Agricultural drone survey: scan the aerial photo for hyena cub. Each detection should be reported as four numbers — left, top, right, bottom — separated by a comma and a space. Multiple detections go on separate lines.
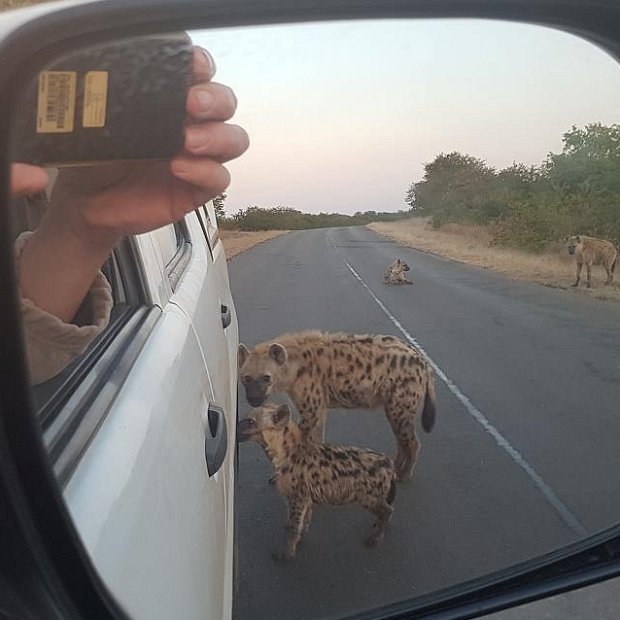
238, 331, 436, 481
566, 235, 618, 287
237, 403, 397, 559
384, 258, 412, 285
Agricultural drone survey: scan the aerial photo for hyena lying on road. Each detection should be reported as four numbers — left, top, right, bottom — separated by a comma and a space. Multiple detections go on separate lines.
238, 331, 436, 481
566, 235, 618, 288
237, 403, 397, 559
384, 258, 413, 285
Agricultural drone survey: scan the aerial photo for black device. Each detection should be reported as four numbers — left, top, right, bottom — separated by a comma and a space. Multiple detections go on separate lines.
13, 32, 193, 166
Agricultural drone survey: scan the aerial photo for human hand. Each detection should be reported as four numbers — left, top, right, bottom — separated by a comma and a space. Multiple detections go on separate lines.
42, 46, 249, 252
10, 163, 48, 197
17, 45, 248, 324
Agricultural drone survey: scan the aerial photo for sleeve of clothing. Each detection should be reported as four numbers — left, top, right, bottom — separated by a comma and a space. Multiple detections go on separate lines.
15, 231, 113, 385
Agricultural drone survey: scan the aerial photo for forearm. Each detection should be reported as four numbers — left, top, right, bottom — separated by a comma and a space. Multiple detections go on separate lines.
17, 215, 116, 324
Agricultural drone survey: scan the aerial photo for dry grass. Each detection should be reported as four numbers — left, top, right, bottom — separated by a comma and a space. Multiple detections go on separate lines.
368, 218, 620, 303
220, 229, 287, 260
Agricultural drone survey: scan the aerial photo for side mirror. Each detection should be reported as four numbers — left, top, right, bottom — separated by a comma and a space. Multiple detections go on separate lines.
1, 2, 620, 620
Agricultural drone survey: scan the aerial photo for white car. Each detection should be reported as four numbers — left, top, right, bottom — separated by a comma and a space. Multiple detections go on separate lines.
24, 201, 238, 619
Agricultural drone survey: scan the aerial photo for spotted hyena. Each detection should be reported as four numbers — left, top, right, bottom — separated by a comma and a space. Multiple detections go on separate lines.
566, 235, 618, 288
238, 403, 397, 558
384, 258, 412, 285
238, 331, 436, 481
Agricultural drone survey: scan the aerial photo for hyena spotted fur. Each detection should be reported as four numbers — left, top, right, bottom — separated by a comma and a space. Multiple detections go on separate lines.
238, 331, 436, 481
566, 235, 618, 288
237, 403, 397, 559
384, 258, 412, 285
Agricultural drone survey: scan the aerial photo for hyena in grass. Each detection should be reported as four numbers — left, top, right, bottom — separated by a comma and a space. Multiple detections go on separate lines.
237, 403, 397, 559
384, 258, 412, 285
566, 235, 618, 288
238, 331, 436, 481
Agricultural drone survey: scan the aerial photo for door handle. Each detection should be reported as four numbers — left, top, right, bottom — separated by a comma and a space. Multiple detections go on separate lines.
221, 304, 231, 329
205, 404, 228, 476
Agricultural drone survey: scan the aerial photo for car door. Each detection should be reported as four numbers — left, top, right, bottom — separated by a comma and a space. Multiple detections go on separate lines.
61, 225, 232, 620
185, 205, 238, 416
173, 208, 239, 544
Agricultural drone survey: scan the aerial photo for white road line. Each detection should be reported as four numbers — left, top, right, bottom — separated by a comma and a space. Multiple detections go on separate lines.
331, 237, 588, 537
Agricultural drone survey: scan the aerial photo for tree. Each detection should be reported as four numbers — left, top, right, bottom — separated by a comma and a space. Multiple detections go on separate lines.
212, 193, 227, 221
405, 125, 620, 249
412, 152, 497, 226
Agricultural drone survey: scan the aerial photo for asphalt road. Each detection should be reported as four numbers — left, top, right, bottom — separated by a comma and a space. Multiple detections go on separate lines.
229, 226, 620, 620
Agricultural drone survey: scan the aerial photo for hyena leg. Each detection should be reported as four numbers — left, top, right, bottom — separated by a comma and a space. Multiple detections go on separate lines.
572, 261, 582, 287
396, 416, 420, 481
605, 264, 613, 285
299, 405, 327, 443
287, 502, 313, 541
274, 497, 312, 560
360, 498, 393, 547
386, 396, 421, 481
300, 504, 313, 538
385, 412, 406, 472
586, 263, 592, 288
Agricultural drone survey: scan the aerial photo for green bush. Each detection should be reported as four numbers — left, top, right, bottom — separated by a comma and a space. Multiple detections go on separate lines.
407, 124, 620, 250
230, 206, 409, 231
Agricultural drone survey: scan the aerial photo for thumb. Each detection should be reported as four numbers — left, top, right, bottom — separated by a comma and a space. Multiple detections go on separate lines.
11, 163, 49, 197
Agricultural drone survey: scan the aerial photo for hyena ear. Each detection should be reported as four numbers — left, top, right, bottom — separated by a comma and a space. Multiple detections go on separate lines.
272, 404, 291, 427
238, 343, 250, 368
269, 343, 287, 366
396, 258, 402, 265
575, 235, 581, 243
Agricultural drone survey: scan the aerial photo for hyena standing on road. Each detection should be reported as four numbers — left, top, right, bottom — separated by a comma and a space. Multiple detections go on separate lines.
238, 331, 436, 481
237, 403, 397, 558
384, 258, 413, 285
566, 235, 618, 288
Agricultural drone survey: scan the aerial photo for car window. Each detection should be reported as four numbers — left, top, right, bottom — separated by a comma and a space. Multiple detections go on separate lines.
151, 223, 182, 267
195, 203, 220, 254
202, 204, 220, 248
13, 193, 160, 475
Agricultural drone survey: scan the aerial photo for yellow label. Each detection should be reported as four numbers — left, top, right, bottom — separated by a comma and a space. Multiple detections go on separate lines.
36, 71, 77, 133
82, 71, 108, 128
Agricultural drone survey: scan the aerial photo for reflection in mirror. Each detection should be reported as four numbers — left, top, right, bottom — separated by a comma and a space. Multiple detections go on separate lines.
8, 18, 620, 620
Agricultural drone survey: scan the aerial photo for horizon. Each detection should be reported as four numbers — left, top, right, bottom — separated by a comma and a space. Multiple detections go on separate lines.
191, 19, 620, 216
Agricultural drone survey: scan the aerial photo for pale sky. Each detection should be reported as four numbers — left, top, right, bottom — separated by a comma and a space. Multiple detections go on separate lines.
191, 19, 620, 216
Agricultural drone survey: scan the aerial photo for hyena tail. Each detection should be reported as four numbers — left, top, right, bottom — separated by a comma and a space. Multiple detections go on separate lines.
421, 370, 436, 433
387, 477, 397, 505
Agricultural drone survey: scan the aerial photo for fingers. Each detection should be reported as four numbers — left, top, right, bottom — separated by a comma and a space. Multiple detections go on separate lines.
187, 82, 238, 122
10, 164, 49, 197
171, 155, 231, 196
192, 46, 216, 84
185, 122, 249, 161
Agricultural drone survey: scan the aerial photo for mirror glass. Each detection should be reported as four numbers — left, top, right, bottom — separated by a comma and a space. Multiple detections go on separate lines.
8, 18, 620, 620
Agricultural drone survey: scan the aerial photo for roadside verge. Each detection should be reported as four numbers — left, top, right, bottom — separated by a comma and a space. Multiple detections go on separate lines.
368, 219, 620, 303
220, 230, 288, 260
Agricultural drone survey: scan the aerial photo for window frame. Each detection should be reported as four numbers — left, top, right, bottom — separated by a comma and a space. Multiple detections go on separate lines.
31, 236, 160, 486
194, 207, 214, 258
165, 219, 193, 291
195, 203, 220, 255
